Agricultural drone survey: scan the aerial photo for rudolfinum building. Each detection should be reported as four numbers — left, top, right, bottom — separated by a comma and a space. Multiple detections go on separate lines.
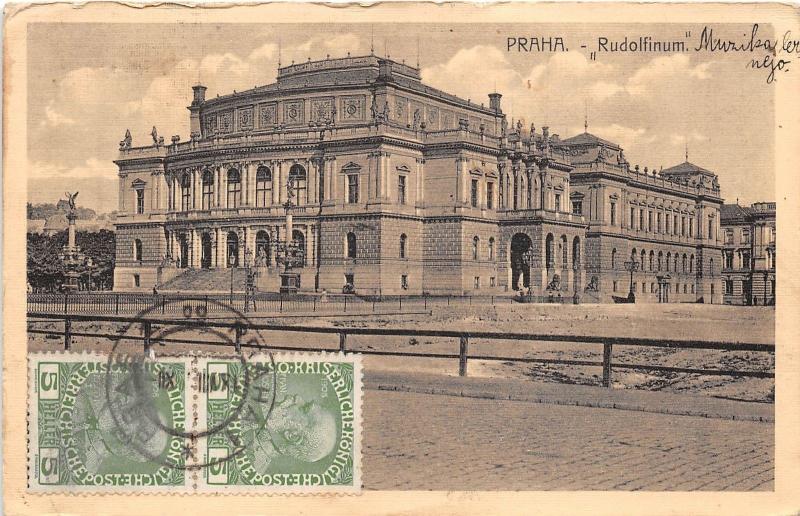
113, 54, 725, 302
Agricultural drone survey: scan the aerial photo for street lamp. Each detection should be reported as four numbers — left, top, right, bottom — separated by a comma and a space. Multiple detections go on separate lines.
522, 247, 535, 301
623, 259, 640, 302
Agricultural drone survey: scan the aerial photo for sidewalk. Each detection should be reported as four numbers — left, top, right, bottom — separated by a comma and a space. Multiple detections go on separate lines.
364, 369, 774, 422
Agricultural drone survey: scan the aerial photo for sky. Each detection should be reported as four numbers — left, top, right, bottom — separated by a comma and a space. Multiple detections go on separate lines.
27, 23, 775, 213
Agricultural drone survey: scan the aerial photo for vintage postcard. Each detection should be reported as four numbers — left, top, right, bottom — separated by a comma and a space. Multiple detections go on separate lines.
4, 1, 800, 514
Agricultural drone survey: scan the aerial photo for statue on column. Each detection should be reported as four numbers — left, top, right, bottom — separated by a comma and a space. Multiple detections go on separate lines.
65, 191, 79, 214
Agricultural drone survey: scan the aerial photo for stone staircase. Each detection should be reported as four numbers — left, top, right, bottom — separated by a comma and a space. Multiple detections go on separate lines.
160, 268, 247, 293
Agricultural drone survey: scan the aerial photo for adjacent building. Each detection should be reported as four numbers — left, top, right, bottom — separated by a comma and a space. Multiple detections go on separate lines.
720, 202, 776, 305
113, 54, 726, 302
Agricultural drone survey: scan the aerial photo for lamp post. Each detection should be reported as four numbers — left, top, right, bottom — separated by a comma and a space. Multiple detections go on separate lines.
624, 259, 639, 303
522, 247, 535, 302
278, 176, 302, 294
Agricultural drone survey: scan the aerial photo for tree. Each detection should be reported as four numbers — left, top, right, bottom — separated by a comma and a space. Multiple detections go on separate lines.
27, 230, 115, 291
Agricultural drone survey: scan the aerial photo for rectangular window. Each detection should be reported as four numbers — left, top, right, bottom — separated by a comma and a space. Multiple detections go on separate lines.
554, 193, 562, 212
474, 276, 481, 289
136, 189, 145, 214
741, 229, 750, 244
572, 200, 583, 216
648, 211, 653, 232
724, 250, 734, 269
689, 219, 694, 237
639, 209, 644, 231
642, 282, 646, 293
657, 212, 662, 233
610, 202, 617, 226
133, 274, 140, 288
471, 179, 479, 208
397, 175, 407, 205
401, 274, 409, 290
742, 250, 751, 269
708, 218, 714, 240
630, 207, 635, 229
490, 276, 496, 287
725, 280, 733, 295
725, 229, 734, 244
674, 216, 679, 235
486, 182, 494, 210
613, 280, 618, 292
681, 217, 686, 236
348, 174, 359, 204
666, 214, 671, 234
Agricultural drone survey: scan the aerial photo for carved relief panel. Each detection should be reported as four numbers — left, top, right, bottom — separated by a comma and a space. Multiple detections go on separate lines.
426, 106, 439, 130
340, 95, 365, 121
310, 97, 335, 124
238, 106, 254, 131
395, 97, 408, 123
219, 111, 233, 133
258, 103, 277, 128
283, 99, 305, 125
203, 114, 218, 136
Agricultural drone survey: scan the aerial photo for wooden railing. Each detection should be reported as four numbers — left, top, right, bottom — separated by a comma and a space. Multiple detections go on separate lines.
27, 312, 774, 388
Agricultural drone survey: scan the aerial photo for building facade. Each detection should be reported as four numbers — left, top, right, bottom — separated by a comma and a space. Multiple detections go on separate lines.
720, 202, 776, 305
114, 55, 724, 302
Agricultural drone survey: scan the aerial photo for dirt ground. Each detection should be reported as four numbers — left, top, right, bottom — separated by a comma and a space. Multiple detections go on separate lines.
28, 303, 775, 402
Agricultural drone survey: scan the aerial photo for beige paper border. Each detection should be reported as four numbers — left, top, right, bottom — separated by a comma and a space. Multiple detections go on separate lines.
4, 2, 799, 514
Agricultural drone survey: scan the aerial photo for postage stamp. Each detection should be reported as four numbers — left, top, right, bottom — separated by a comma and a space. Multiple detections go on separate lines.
197, 354, 362, 493
29, 353, 190, 492
28, 352, 362, 493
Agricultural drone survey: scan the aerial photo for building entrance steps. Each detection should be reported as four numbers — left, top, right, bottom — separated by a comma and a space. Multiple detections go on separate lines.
160, 267, 248, 293
364, 369, 774, 422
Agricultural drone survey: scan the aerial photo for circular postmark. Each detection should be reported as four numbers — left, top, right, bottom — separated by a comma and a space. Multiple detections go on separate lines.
102, 298, 276, 471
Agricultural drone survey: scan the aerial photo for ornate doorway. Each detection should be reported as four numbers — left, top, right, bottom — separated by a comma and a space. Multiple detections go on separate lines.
510, 233, 533, 290
201, 233, 213, 269
178, 234, 189, 268
226, 231, 239, 268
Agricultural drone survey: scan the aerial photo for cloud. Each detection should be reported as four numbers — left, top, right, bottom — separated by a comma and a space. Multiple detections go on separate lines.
626, 54, 712, 95
669, 131, 709, 146
29, 158, 115, 180
42, 101, 76, 127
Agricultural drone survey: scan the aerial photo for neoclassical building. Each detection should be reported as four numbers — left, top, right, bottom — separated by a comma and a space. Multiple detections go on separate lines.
720, 202, 776, 305
114, 54, 724, 302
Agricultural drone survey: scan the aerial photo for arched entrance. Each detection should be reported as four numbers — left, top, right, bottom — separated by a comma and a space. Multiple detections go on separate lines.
178, 234, 189, 268
255, 230, 270, 266
510, 233, 533, 290
292, 229, 306, 267
201, 233, 213, 269
226, 231, 239, 268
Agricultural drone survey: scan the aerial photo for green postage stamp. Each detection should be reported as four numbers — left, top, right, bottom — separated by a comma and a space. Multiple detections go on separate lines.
28, 353, 362, 493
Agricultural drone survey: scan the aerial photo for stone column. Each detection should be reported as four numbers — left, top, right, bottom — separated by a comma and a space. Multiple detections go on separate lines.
215, 167, 221, 207
383, 153, 392, 200
221, 167, 228, 209
279, 162, 288, 204
416, 157, 424, 207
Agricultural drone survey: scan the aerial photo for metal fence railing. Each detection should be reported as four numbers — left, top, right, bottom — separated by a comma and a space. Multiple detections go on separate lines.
27, 312, 775, 388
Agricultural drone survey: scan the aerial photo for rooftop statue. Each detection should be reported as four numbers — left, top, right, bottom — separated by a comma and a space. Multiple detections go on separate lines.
119, 129, 132, 150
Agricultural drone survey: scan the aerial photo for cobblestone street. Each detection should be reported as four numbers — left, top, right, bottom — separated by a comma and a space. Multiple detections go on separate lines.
363, 390, 774, 491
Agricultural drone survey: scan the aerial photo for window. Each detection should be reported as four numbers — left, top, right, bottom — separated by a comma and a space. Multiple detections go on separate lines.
689, 254, 694, 273
657, 212, 662, 233
642, 282, 646, 293
572, 237, 580, 270
683, 284, 687, 294
610, 202, 617, 225
724, 250, 734, 269
255, 166, 271, 207
136, 189, 145, 214
725, 280, 733, 295
398, 175, 407, 205
613, 280, 618, 292
639, 209, 644, 231
346, 232, 357, 259
471, 179, 479, 208
561, 236, 568, 269
488, 237, 495, 261
673, 254, 678, 272
632, 282, 637, 293
648, 211, 653, 232
401, 274, 409, 290
741, 229, 750, 244
572, 200, 583, 216
691, 284, 695, 294
202, 170, 215, 209
399, 233, 407, 259
546, 234, 554, 269
474, 276, 481, 289
472, 236, 480, 260
555, 193, 562, 213
226, 168, 241, 208
611, 248, 617, 269
649, 250, 654, 271
640, 250, 646, 271
134, 239, 143, 261
674, 216, 679, 235
657, 251, 663, 271
490, 276, 496, 287
666, 214, 671, 234
666, 252, 671, 272
289, 164, 307, 203
651, 283, 656, 293
181, 173, 191, 211
708, 217, 714, 240
347, 174, 359, 204
486, 182, 494, 210
630, 207, 635, 229
689, 219, 694, 237
742, 250, 751, 269
682, 254, 687, 273
133, 274, 140, 288
681, 217, 686, 236
725, 229, 734, 244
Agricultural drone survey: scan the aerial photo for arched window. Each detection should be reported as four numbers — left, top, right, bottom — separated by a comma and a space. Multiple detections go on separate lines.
289, 164, 307, 203
657, 251, 663, 271
690, 254, 694, 273
673, 253, 678, 272
181, 173, 191, 211
255, 166, 272, 207
649, 250, 655, 271
561, 235, 569, 269
682, 254, 687, 273
666, 252, 671, 272
572, 237, 580, 270
709, 258, 714, 275
488, 237, 495, 261
346, 232, 357, 259
134, 239, 143, 261
399, 233, 407, 259
226, 168, 241, 208
472, 236, 480, 261
546, 234, 555, 269
202, 170, 214, 210
611, 248, 617, 269
640, 250, 646, 271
